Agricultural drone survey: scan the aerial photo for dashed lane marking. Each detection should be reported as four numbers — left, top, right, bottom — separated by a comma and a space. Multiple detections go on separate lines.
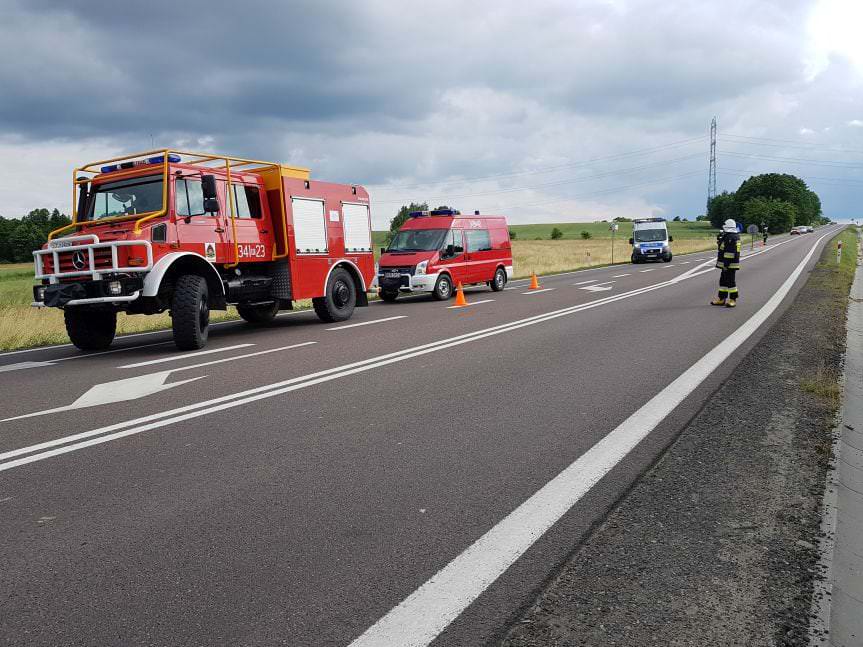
326, 316, 407, 331
522, 288, 555, 295
119, 344, 254, 369
447, 299, 495, 309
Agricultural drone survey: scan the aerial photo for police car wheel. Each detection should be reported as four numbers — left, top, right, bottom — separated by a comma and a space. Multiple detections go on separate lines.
432, 274, 453, 300
663, 253, 673, 262
490, 268, 506, 292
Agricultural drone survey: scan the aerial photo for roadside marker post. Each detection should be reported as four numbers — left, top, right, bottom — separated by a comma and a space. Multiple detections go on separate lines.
838, 240, 843, 264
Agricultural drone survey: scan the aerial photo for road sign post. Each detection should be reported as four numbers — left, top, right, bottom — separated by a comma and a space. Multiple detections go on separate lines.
610, 222, 619, 264
747, 223, 759, 250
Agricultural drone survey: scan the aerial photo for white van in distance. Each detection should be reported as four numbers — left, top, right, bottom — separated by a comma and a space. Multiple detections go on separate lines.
629, 217, 673, 263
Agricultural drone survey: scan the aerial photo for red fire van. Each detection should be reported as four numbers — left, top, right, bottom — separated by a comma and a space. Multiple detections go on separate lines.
377, 209, 513, 301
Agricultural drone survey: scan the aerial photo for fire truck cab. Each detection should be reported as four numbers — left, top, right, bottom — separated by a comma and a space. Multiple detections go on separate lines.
32, 150, 376, 351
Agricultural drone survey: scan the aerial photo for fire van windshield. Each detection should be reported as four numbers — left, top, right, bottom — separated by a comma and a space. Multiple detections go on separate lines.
387, 229, 448, 252
85, 174, 164, 221
633, 229, 666, 243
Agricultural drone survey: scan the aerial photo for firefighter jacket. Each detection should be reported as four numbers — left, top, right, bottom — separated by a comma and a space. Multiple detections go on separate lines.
716, 232, 741, 270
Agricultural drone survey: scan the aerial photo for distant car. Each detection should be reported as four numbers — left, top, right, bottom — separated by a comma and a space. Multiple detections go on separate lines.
790, 226, 806, 235
806, 226, 815, 233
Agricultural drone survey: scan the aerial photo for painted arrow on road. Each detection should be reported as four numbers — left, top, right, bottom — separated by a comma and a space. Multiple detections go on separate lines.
579, 281, 615, 292
1, 371, 205, 422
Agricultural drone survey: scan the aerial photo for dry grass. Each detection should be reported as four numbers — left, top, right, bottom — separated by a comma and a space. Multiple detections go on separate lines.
511, 238, 714, 278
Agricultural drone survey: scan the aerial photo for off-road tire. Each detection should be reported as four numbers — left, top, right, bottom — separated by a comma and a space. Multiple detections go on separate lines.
313, 268, 356, 323
432, 274, 453, 300
237, 301, 279, 324
172, 274, 210, 350
490, 267, 507, 292
64, 308, 117, 351
380, 290, 399, 303
663, 253, 673, 263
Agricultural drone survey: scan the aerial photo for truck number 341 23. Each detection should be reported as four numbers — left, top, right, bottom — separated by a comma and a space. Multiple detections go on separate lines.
238, 244, 267, 259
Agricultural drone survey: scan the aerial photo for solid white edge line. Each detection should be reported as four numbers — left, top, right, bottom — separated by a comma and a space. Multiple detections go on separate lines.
326, 316, 407, 331
345, 227, 838, 647
0, 227, 838, 469
118, 343, 254, 369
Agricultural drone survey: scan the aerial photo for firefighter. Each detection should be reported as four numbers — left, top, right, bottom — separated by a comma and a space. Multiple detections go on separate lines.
711, 219, 741, 308
762, 224, 769, 246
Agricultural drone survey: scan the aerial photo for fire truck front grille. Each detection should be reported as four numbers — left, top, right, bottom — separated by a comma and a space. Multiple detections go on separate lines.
42, 248, 116, 275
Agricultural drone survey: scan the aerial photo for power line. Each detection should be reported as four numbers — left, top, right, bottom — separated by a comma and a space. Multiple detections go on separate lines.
718, 167, 863, 187
719, 134, 863, 155
369, 135, 706, 192
372, 152, 705, 205
718, 150, 863, 168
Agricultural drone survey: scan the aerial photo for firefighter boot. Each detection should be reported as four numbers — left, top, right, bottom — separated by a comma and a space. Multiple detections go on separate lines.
710, 297, 726, 306
725, 298, 737, 308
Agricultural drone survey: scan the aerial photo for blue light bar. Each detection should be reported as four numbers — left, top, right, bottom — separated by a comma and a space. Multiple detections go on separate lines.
430, 209, 460, 216
99, 154, 181, 174
409, 210, 430, 217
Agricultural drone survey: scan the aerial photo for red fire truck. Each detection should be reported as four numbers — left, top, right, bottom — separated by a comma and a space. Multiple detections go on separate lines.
32, 150, 376, 351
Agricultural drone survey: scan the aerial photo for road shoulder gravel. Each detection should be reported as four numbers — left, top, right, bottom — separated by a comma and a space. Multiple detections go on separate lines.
500, 230, 855, 647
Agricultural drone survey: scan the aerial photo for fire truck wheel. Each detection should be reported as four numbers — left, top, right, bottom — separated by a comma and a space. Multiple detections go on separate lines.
64, 308, 116, 351
237, 301, 279, 324
380, 290, 399, 303
172, 274, 210, 350
313, 267, 356, 323
432, 274, 453, 300
490, 267, 507, 292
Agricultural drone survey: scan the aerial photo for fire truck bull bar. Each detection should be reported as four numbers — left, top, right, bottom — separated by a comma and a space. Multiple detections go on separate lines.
32, 234, 153, 307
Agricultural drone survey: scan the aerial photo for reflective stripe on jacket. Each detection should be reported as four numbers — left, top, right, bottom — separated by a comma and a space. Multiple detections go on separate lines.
715, 232, 741, 270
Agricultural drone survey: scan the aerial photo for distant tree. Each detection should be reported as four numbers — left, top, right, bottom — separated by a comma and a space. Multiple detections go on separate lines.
9, 221, 43, 262
613, 216, 631, 222
550, 227, 564, 240
741, 197, 797, 234
508, 228, 517, 240
707, 191, 739, 229
734, 173, 821, 226
387, 202, 429, 244
672, 216, 681, 222
579, 230, 592, 240
695, 214, 708, 221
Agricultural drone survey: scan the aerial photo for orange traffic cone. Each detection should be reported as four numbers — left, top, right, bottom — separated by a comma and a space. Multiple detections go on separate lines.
453, 282, 468, 307
529, 272, 541, 289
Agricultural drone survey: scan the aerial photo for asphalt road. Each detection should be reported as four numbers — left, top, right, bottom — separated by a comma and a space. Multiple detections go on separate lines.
0, 228, 842, 647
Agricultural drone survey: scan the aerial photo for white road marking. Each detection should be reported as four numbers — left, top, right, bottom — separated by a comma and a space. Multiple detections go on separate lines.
678, 261, 691, 265
579, 282, 615, 292
118, 344, 254, 369
573, 280, 598, 285
447, 299, 494, 309
3, 372, 205, 421
345, 228, 837, 647
0, 227, 840, 470
639, 269, 654, 272
326, 316, 406, 331
663, 264, 676, 267
522, 288, 554, 295
3, 342, 318, 422
0, 342, 174, 373
611, 273, 631, 278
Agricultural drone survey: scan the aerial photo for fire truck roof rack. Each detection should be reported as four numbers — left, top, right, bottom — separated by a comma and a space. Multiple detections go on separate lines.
52, 149, 312, 266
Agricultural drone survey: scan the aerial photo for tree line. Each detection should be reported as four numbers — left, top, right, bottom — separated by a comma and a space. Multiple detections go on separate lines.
707, 173, 827, 233
0, 209, 72, 263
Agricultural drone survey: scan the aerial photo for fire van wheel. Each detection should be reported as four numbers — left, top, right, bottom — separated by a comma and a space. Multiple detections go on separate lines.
663, 253, 673, 263
432, 274, 453, 301
64, 308, 116, 351
380, 290, 399, 303
172, 274, 210, 350
313, 268, 356, 323
237, 301, 280, 324
490, 267, 507, 292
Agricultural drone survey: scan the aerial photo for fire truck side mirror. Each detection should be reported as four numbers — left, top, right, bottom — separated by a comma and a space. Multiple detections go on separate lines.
201, 174, 220, 214
628, 238, 634, 245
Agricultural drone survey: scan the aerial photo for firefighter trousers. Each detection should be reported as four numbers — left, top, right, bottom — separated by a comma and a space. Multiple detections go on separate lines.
718, 269, 738, 299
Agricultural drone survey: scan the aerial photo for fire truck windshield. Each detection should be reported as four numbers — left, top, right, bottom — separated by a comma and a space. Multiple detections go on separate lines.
85, 174, 164, 221
388, 229, 448, 252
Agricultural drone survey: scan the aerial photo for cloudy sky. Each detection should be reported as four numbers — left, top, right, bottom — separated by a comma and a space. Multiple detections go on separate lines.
1, 0, 861, 227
